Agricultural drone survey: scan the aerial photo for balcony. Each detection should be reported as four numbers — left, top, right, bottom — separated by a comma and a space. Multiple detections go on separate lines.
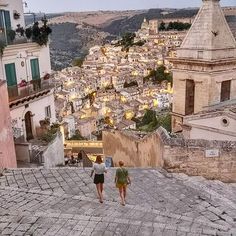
0, 30, 28, 47
0, 1, 8, 6
8, 78, 54, 106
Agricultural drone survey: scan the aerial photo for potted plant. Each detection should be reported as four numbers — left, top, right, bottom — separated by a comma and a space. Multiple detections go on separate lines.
25, 27, 32, 40
0, 40, 6, 56
39, 118, 50, 128
19, 79, 27, 87
16, 24, 24, 37
32, 18, 52, 46
13, 12, 20, 20
7, 30, 16, 43
44, 73, 50, 80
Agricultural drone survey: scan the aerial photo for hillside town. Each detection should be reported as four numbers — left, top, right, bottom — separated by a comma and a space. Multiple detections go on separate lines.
0, 0, 236, 235
52, 18, 183, 139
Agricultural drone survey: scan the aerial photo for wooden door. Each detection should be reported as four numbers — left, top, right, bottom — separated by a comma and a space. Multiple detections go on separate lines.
221, 80, 231, 102
185, 80, 195, 115
25, 112, 33, 141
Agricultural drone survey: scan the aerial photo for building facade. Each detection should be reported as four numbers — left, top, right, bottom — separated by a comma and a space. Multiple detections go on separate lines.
0, 0, 56, 142
0, 80, 17, 168
171, 0, 236, 132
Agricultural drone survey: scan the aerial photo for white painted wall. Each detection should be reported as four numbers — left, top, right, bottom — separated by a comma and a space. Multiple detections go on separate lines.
0, 0, 25, 29
189, 115, 236, 134
43, 132, 64, 168
190, 127, 236, 141
1, 44, 51, 85
63, 115, 76, 138
10, 92, 56, 140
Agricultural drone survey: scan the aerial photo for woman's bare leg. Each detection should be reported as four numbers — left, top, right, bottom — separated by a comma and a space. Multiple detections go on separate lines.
119, 187, 125, 205
100, 184, 104, 202
123, 186, 127, 203
96, 184, 102, 202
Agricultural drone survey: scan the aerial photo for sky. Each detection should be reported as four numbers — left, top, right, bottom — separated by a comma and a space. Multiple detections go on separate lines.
25, 0, 235, 13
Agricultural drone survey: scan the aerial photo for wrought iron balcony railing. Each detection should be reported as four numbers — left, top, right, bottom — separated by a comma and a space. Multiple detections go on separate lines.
0, 30, 28, 48
8, 78, 54, 103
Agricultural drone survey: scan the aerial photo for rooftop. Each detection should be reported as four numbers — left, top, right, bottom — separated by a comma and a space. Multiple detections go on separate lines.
0, 168, 236, 235
178, 0, 236, 60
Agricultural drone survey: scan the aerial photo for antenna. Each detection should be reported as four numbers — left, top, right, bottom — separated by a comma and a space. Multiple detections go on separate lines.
23, 1, 28, 8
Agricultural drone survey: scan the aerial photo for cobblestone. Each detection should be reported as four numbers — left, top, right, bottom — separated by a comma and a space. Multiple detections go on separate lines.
0, 168, 236, 235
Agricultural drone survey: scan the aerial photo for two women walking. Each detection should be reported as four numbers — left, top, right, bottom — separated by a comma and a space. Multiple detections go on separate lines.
91, 156, 131, 206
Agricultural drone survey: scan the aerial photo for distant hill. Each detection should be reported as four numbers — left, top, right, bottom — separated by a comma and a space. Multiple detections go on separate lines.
49, 23, 109, 70
24, 13, 63, 26
102, 8, 199, 35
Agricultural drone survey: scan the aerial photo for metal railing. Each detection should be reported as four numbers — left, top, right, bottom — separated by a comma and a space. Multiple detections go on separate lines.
0, 31, 28, 47
8, 78, 54, 103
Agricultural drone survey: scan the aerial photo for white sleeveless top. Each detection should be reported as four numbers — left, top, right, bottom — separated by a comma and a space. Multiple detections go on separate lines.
93, 163, 107, 175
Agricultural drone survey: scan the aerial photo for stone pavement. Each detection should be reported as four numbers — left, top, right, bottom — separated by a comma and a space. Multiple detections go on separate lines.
0, 167, 236, 236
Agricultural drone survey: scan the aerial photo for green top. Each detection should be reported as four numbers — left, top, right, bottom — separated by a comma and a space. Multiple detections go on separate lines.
116, 168, 129, 185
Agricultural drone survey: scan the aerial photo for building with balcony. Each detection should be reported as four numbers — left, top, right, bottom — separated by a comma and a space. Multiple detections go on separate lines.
0, 1, 56, 160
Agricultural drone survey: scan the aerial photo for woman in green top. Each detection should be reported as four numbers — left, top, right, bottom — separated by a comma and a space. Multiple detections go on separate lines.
115, 161, 131, 206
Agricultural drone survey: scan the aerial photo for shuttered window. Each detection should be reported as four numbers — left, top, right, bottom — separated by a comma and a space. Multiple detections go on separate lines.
221, 80, 231, 102
0, 10, 11, 44
185, 80, 195, 115
0, 11, 4, 29
3, 11, 11, 29
5, 63, 17, 87
30, 58, 40, 80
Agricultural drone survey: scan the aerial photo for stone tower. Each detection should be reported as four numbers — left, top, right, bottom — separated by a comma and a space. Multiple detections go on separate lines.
171, 0, 236, 132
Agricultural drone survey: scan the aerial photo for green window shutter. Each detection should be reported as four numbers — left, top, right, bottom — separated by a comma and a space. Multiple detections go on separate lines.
5, 63, 17, 87
3, 11, 11, 29
30, 58, 40, 80
0, 11, 4, 29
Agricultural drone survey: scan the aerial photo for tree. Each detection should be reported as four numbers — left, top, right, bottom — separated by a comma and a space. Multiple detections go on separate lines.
167, 22, 174, 31
69, 130, 86, 140
148, 65, 173, 84
73, 58, 84, 67
159, 22, 166, 31
115, 32, 145, 50
142, 110, 157, 126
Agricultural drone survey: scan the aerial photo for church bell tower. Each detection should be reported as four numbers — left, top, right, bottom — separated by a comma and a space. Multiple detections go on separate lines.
171, 0, 236, 132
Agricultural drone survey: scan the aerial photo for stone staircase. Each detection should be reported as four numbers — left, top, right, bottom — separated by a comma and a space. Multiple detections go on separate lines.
0, 168, 236, 235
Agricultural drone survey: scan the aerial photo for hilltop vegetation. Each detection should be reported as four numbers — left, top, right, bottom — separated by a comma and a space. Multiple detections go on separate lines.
102, 8, 198, 35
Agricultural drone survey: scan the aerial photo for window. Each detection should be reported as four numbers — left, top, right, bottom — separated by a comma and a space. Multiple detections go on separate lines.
220, 80, 231, 102
30, 58, 40, 80
0, 10, 11, 44
45, 106, 51, 118
5, 63, 17, 86
221, 117, 229, 127
185, 80, 195, 115
197, 51, 203, 59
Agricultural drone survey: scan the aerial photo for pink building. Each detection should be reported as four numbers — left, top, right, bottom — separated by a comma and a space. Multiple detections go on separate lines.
0, 80, 17, 168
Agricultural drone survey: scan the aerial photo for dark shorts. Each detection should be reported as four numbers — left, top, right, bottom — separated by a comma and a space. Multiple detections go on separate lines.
94, 174, 104, 184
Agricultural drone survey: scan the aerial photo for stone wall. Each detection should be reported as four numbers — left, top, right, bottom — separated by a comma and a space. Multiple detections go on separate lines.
103, 130, 164, 168
15, 143, 31, 163
162, 132, 236, 183
43, 132, 65, 168
103, 128, 236, 182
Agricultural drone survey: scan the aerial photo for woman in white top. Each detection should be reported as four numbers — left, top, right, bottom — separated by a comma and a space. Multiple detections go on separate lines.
90, 155, 107, 203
